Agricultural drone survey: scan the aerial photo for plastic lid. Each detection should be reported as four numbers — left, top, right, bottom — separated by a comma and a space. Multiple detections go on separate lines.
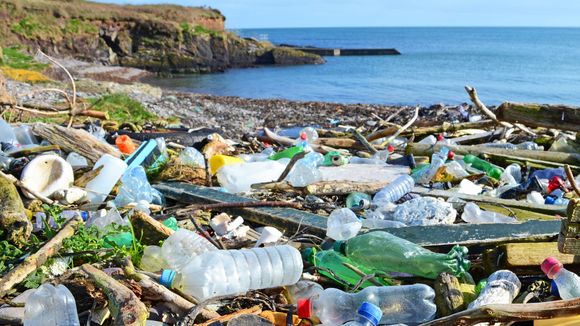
541, 257, 563, 279
544, 196, 556, 205
160, 269, 176, 288
448, 151, 455, 160
333, 240, 345, 253
357, 302, 383, 326
297, 298, 312, 318
387, 145, 395, 153
300, 132, 308, 140
437, 134, 444, 141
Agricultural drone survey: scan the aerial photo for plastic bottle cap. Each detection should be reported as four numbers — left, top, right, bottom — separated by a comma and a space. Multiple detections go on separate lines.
544, 196, 556, 205
115, 135, 136, 154
300, 132, 308, 140
297, 298, 312, 318
448, 151, 455, 160
541, 257, 563, 279
387, 145, 395, 153
437, 134, 444, 141
358, 302, 383, 326
160, 269, 176, 288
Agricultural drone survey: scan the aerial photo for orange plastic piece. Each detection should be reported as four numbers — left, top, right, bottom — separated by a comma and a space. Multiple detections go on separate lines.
259, 311, 302, 326
115, 135, 136, 154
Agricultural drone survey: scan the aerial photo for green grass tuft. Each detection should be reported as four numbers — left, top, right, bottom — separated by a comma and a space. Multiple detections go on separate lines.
1, 46, 48, 71
88, 93, 157, 123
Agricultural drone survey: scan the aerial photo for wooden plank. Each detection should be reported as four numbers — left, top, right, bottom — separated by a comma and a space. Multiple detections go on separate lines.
496, 102, 580, 132
477, 203, 557, 221
412, 187, 567, 217
154, 182, 328, 237
501, 242, 579, 268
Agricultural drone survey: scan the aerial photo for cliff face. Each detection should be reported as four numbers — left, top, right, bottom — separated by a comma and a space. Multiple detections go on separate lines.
0, 0, 324, 74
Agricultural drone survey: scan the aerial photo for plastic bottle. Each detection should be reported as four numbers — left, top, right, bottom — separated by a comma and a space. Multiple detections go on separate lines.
217, 160, 288, 193
161, 245, 302, 301
549, 137, 579, 153
541, 257, 580, 299
0, 118, 18, 145
23, 283, 80, 326
457, 179, 483, 195
346, 192, 372, 210
418, 135, 437, 145
547, 176, 567, 193
115, 135, 136, 154
299, 127, 319, 143
445, 161, 470, 179
461, 202, 517, 224
336, 231, 470, 279
114, 166, 164, 207
343, 302, 383, 326
462, 155, 503, 180
287, 280, 324, 304
414, 147, 450, 183
501, 163, 522, 185
326, 208, 362, 241
85, 154, 128, 204
285, 157, 322, 187
161, 228, 218, 270
208, 154, 245, 175
383, 196, 457, 226
526, 191, 545, 205
12, 125, 38, 145
480, 142, 542, 151
238, 147, 274, 162
372, 175, 414, 206
468, 270, 521, 309
297, 285, 436, 325
545, 195, 570, 206
178, 147, 205, 167
140, 245, 167, 272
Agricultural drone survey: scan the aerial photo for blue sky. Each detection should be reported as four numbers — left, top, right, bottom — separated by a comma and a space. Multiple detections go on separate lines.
95, 0, 580, 29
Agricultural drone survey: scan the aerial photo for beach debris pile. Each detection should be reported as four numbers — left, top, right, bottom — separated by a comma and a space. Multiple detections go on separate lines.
1, 66, 580, 325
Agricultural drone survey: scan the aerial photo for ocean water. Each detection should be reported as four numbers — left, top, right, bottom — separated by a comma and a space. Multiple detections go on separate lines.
147, 27, 580, 106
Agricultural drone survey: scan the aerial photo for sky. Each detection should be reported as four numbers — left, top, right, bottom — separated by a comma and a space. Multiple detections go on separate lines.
94, 0, 580, 29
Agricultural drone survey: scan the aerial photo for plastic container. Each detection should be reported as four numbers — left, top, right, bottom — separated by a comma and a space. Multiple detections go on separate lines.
85, 154, 128, 204
463, 154, 503, 180
461, 202, 517, 224
527, 191, 545, 205
480, 141, 542, 151
541, 257, 580, 299
23, 283, 80, 326
297, 285, 436, 325
343, 302, 383, 326
287, 280, 324, 304
336, 231, 470, 279
383, 196, 457, 226
161, 245, 302, 301
20, 154, 75, 199
501, 163, 522, 185
161, 228, 218, 270
346, 192, 372, 210
445, 161, 470, 179
208, 154, 245, 175
457, 179, 483, 195
326, 208, 362, 241
285, 159, 322, 187
12, 125, 38, 145
217, 160, 288, 193
468, 270, 521, 308
114, 166, 164, 207
115, 135, 136, 154
0, 118, 18, 145
372, 175, 414, 206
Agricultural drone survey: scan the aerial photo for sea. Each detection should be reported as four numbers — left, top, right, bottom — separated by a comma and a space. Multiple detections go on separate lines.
147, 27, 580, 106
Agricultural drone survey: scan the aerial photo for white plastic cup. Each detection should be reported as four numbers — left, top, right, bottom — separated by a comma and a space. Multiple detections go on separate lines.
255, 226, 283, 247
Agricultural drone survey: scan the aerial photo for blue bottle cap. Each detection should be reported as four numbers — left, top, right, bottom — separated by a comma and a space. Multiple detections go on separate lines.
357, 302, 383, 326
80, 211, 89, 222
160, 269, 176, 288
544, 196, 556, 205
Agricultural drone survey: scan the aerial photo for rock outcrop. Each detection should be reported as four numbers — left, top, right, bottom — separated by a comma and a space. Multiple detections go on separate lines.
0, 0, 324, 74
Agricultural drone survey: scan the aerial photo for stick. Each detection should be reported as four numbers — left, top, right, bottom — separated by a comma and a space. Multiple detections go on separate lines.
262, 128, 340, 154
276, 151, 306, 182
379, 106, 420, 147
465, 86, 536, 136
177, 201, 303, 214
129, 210, 174, 245
81, 264, 149, 326
37, 50, 77, 110
353, 129, 378, 155
0, 170, 54, 204
565, 165, 580, 197
0, 216, 82, 298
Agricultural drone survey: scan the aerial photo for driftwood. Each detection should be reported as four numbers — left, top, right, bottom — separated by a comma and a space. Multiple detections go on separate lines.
129, 211, 174, 245
81, 264, 149, 326
305, 181, 390, 195
420, 297, 580, 326
261, 127, 340, 154
367, 120, 497, 142
0, 175, 32, 247
6, 103, 108, 120
485, 242, 580, 274
406, 142, 580, 166
450, 129, 504, 145
0, 216, 83, 298
483, 153, 580, 172
434, 273, 468, 317
31, 122, 120, 164
176, 201, 303, 214
198, 306, 262, 326
496, 102, 580, 132
558, 199, 580, 254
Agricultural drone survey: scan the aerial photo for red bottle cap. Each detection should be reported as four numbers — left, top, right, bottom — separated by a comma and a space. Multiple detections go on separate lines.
547, 176, 568, 193
297, 298, 312, 318
448, 151, 455, 160
387, 145, 395, 153
541, 257, 563, 279
300, 132, 308, 140
437, 134, 444, 141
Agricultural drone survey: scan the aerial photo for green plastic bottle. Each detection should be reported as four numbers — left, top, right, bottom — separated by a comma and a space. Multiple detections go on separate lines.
305, 248, 393, 289
269, 146, 304, 160
462, 154, 503, 180
335, 231, 470, 280
346, 192, 372, 210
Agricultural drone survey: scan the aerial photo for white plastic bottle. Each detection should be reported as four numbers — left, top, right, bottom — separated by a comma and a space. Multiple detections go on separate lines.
160, 245, 303, 301
469, 270, 521, 308
85, 154, 128, 204
326, 208, 362, 241
217, 160, 287, 193
297, 285, 436, 325
541, 257, 580, 299
461, 202, 517, 224
161, 228, 218, 270
24, 283, 80, 326
372, 174, 415, 206
343, 302, 383, 326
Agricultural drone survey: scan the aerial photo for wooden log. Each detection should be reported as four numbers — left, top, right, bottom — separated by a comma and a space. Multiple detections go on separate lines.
492, 242, 579, 273
0, 216, 83, 298
406, 142, 580, 166
477, 203, 556, 221
81, 264, 149, 326
316, 137, 359, 149
484, 153, 580, 173
6, 145, 61, 158
450, 129, 504, 145
31, 122, 120, 164
305, 181, 389, 195
0, 170, 54, 204
129, 211, 175, 245
0, 175, 32, 247
400, 120, 496, 139
496, 102, 580, 132
558, 199, 580, 254
420, 297, 580, 326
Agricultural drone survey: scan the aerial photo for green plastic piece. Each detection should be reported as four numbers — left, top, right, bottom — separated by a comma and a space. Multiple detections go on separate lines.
475, 279, 487, 295
269, 146, 304, 160
103, 232, 134, 248
306, 248, 392, 289
323, 151, 349, 166
337, 231, 471, 280
463, 154, 503, 180
162, 217, 179, 231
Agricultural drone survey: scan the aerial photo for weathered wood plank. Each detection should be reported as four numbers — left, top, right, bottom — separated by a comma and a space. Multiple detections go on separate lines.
501, 242, 579, 268
496, 102, 580, 132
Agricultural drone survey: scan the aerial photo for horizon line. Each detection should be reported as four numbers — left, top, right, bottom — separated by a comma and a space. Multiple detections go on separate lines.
228, 25, 580, 30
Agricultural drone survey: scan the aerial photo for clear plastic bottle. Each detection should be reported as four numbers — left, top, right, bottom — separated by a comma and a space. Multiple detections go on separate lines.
461, 202, 517, 224
161, 245, 303, 301
384, 197, 457, 226
297, 285, 436, 325
287, 280, 324, 304
372, 175, 415, 206
416, 147, 449, 183
541, 257, 580, 299
161, 228, 218, 270
178, 147, 205, 167
336, 231, 470, 279
445, 161, 470, 179
501, 163, 522, 185
418, 135, 437, 145
140, 245, 167, 272
23, 283, 80, 326
343, 302, 383, 326
468, 270, 521, 308
285, 160, 322, 187
217, 160, 288, 193
115, 166, 164, 207
0, 118, 18, 145
326, 208, 362, 241
480, 142, 543, 151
